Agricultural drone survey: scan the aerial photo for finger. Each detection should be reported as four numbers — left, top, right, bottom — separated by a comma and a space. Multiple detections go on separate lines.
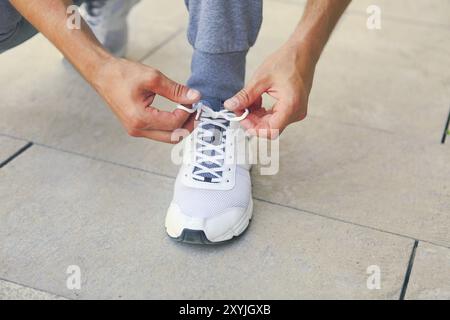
152, 72, 201, 104
248, 96, 263, 111
239, 107, 270, 130
133, 128, 187, 144
181, 113, 196, 132
259, 101, 291, 139
224, 80, 268, 112
237, 96, 264, 127
242, 107, 286, 139
139, 106, 191, 131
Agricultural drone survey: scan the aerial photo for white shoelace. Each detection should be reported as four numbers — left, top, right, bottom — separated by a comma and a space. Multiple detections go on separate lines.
176, 103, 249, 182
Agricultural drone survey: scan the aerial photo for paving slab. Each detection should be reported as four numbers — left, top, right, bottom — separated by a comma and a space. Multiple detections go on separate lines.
353, 0, 450, 27
0, 0, 186, 63
0, 279, 65, 300
0, 146, 413, 299
273, 0, 450, 28
405, 242, 450, 299
0, 136, 28, 166
126, 0, 187, 61
253, 118, 450, 247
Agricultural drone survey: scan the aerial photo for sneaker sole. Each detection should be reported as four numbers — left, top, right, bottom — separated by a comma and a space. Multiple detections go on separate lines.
165, 198, 253, 245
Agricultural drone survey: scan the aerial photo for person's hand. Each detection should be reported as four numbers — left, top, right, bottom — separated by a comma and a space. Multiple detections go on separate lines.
224, 42, 316, 139
92, 57, 201, 143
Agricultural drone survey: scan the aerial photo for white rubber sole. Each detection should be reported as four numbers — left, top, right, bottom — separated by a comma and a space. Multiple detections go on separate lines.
165, 199, 253, 244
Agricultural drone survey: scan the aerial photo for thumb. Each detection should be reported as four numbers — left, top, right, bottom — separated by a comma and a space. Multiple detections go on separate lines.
224, 81, 267, 112
153, 72, 201, 104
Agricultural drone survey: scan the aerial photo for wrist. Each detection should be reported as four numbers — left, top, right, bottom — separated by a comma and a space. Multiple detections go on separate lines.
81, 50, 118, 92
282, 39, 317, 90
287, 35, 321, 67
60, 21, 117, 89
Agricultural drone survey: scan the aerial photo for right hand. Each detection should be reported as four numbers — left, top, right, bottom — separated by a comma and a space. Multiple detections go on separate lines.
92, 57, 201, 143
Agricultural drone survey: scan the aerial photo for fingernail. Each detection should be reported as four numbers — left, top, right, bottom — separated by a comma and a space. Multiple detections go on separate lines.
187, 89, 201, 100
224, 98, 239, 110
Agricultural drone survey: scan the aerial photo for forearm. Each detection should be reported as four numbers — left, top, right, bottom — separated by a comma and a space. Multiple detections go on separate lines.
9, 0, 112, 87
288, 0, 351, 65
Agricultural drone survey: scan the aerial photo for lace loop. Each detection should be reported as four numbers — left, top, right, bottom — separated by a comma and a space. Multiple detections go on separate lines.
176, 104, 249, 122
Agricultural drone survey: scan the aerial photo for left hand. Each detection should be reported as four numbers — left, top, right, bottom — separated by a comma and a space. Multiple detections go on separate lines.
224, 41, 316, 139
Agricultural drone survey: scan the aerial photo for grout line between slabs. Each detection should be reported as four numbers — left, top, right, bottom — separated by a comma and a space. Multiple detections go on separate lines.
31, 141, 175, 180
0, 142, 33, 169
0, 277, 71, 300
252, 197, 448, 251
441, 106, 450, 144
399, 240, 419, 300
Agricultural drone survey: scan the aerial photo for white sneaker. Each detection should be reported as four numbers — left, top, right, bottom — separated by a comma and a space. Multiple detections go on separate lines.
80, 0, 140, 57
165, 103, 253, 244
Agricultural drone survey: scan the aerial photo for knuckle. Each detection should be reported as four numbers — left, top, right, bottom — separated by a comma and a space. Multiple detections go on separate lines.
269, 128, 282, 140
286, 96, 300, 108
126, 128, 141, 137
168, 138, 179, 145
297, 111, 307, 121
172, 83, 185, 98
238, 89, 251, 103
169, 119, 182, 131
164, 121, 177, 131
148, 70, 162, 86
128, 116, 144, 130
285, 107, 297, 119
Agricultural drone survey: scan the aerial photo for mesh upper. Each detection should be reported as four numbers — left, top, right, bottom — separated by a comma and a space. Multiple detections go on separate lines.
173, 166, 251, 218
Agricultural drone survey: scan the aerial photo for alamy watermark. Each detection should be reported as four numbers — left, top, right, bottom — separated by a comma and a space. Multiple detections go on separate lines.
366, 265, 381, 290
170, 127, 280, 176
366, 5, 382, 30
66, 265, 81, 290
66, 5, 81, 30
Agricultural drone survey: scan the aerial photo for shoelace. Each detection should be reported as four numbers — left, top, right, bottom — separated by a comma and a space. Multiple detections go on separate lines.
176, 103, 249, 122
176, 103, 249, 183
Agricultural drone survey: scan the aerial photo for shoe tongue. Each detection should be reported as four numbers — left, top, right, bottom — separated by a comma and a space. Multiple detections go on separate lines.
200, 97, 223, 112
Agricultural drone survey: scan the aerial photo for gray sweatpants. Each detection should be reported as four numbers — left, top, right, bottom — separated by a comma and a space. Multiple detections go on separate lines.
0, 0, 263, 108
